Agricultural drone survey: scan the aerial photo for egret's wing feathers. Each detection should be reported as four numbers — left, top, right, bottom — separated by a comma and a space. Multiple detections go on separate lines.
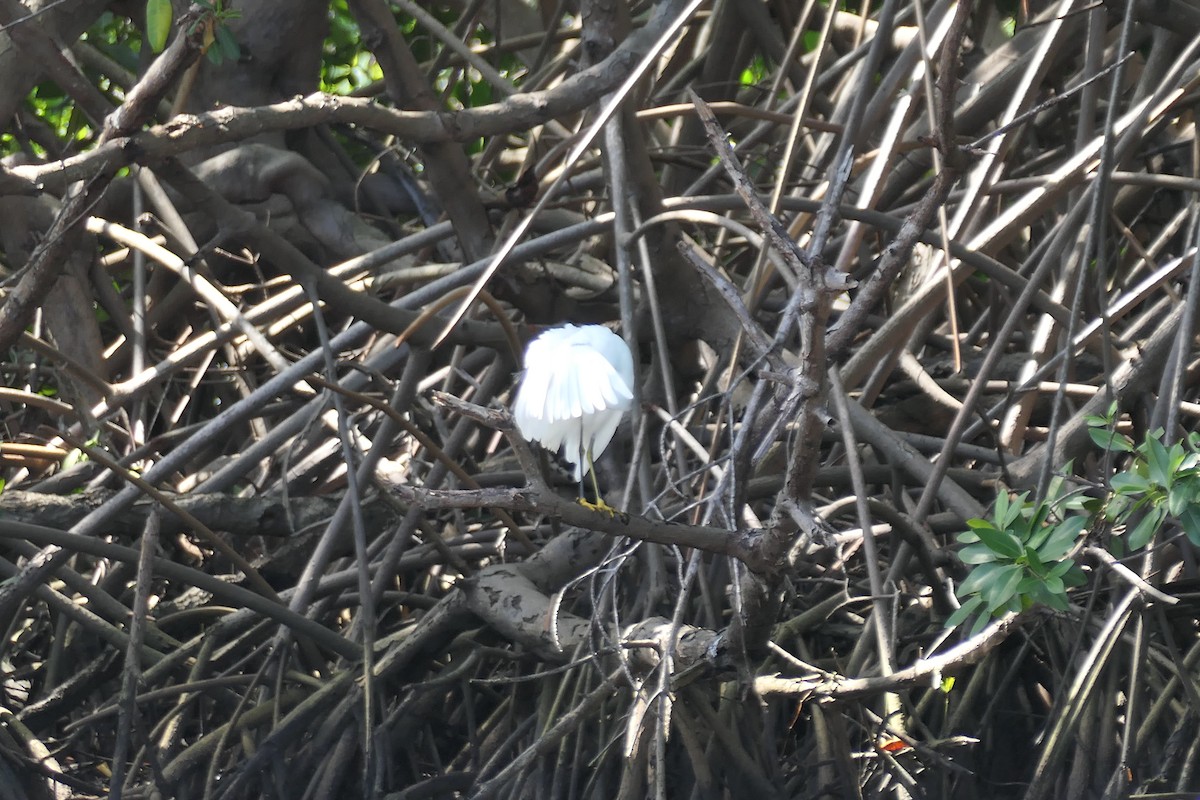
585, 410, 624, 471
590, 327, 636, 400
513, 329, 570, 437
562, 361, 582, 418
512, 360, 552, 440
511, 324, 636, 481
573, 347, 633, 414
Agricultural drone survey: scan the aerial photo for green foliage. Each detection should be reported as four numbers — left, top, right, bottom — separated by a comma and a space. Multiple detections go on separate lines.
30, 10, 141, 160
190, 0, 241, 66
951, 403, 1200, 637
322, 0, 408, 94
1086, 405, 1200, 550
145, 0, 172, 53
87, 11, 143, 67
12, 81, 94, 158
323, 50, 383, 94
739, 58, 770, 88
948, 488, 1087, 636
14, 0, 239, 161
209, 23, 240, 65
143, 0, 243, 64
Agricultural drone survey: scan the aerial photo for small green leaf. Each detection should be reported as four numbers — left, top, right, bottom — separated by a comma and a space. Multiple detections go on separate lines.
1146, 435, 1173, 488
974, 525, 1024, 560
1014, 575, 1042, 596
1042, 587, 1070, 611
1036, 516, 1087, 561
1046, 559, 1075, 579
1022, 546, 1046, 574
1089, 426, 1134, 452
959, 543, 998, 565
1111, 472, 1150, 495
1000, 492, 1030, 530
1105, 493, 1132, 521
945, 595, 984, 630
1127, 505, 1167, 550
1016, 504, 1051, 544
1046, 474, 1065, 504
146, 0, 172, 53
215, 23, 239, 61
1168, 484, 1191, 518
1170, 445, 1190, 473
1026, 517, 1056, 550
959, 562, 1003, 597
983, 564, 1024, 612
1181, 506, 1200, 547
1059, 490, 1088, 513
994, 491, 1011, 528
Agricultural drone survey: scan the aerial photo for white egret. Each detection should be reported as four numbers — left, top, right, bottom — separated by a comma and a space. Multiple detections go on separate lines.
512, 324, 635, 510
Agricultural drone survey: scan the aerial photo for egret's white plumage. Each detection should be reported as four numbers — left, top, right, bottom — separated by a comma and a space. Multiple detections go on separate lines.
513, 324, 635, 481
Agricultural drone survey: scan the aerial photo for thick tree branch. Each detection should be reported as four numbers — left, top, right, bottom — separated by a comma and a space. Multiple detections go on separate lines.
432, 392, 778, 574
0, 6, 207, 353
347, 0, 492, 262
4, 4, 694, 194
756, 612, 1026, 700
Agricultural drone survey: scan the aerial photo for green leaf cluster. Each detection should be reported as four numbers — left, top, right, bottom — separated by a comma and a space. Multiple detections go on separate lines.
143, 0, 239, 63
322, 0, 381, 94
947, 490, 1087, 636
189, 1, 241, 66
950, 403, 1200, 637
1087, 406, 1200, 550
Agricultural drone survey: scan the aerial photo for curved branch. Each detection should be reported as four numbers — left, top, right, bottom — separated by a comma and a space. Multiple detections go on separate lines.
756, 611, 1026, 700
430, 392, 777, 573
7, 0, 696, 193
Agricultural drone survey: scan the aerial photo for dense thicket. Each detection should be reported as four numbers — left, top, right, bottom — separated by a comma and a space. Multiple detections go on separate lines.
0, 1, 1196, 798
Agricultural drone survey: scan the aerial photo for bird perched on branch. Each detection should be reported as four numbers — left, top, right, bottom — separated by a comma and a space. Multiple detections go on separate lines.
512, 324, 635, 512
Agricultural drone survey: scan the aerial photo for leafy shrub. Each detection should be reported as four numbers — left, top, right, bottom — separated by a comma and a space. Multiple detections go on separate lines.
951, 404, 1200, 635
948, 489, 1087, 635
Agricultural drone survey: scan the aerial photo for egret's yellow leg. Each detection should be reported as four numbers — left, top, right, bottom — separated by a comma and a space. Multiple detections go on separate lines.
577, 448, 618, 515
